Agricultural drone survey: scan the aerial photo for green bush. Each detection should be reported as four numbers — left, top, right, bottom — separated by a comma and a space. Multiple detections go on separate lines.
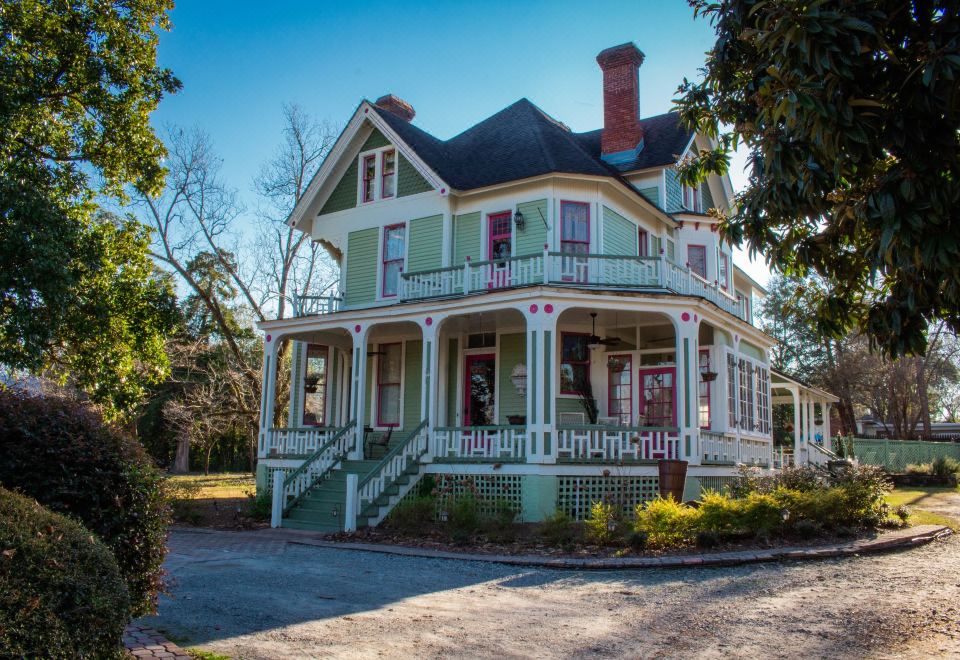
386, 495, 437, 535
635, 496, 699, 548
483, 499, 519, 543
0, 487, 130, 658
931, 456, 960, 479
539, 509, 577, 547
584, 501, 621, 546
446, 494, 482, 543
905, 463, 932, 475
0, 391, 170, 615
246, 491, 272, 522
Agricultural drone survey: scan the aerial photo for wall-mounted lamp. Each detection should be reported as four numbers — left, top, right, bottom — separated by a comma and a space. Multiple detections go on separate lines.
513, 209, 525, 231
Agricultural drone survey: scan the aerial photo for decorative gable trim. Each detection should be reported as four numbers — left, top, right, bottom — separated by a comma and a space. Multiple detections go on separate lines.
287, 101, 450, 234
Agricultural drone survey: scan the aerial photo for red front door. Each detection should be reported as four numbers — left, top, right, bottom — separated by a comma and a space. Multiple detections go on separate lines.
638, 367, 676, 427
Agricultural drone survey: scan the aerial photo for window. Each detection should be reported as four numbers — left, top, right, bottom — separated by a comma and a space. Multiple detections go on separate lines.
376, 343, 402, 427
756, 365, 770, 434
488, 212, 512, 261
738, 358, 755, 432
607, 355, 632, 426
362, 155, 376, 202
381, 223, 405, 297
666, 239, 676, 262
303, 345, 327, 426
698, 349, 711, 429
638, 228, 649, 257
559, 333, 590, 394
718, 252, 729, 290
688, 245, 707, 279
727, 353, 737, 428
380, 150, 396, 198
651, 235, 663, 256
560, 201, 589, 282
682, 184, 700, 212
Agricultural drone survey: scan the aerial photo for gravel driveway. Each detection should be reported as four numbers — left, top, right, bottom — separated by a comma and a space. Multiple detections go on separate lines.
146, 528, 960, 659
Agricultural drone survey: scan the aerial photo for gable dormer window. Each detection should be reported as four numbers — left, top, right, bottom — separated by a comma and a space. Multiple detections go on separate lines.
362, 155, 376, 202
682, 184, 701, 213
359, 146, 397, 203
381, 150, 396, 198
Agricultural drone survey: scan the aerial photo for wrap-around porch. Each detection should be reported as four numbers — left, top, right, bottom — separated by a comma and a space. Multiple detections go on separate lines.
258, 293, 778, 469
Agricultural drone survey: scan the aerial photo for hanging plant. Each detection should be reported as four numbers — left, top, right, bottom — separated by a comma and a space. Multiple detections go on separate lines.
700, 370, 718, 382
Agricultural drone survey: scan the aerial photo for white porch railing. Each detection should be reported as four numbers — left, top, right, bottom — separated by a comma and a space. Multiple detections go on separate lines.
293, 293, 342, 317
273, 421, 356, 524
808, 441, 838, 467
773, 447, 794, 469
555, 426, 680, 461
399, 251, 747, 321
740, 436, 773, 466
355, 421, 430, 516
265, 426, 346, 456
701, 430, 737, 464
432, 426, 528, 460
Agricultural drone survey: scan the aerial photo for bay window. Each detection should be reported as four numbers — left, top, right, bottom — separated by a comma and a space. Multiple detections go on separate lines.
698, 349, 711, 429
688, 245, 707, 279
560, 201, 589, 282
719, 252, 729, 290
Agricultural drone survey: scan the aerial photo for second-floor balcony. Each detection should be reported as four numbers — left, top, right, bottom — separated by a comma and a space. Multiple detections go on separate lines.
295, 251, 746, 321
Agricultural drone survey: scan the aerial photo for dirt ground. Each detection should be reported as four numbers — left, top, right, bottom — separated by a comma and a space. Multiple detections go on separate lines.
145, 525, 960, 659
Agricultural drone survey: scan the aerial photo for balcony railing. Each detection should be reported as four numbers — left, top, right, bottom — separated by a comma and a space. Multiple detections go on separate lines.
555, 426, 680, 462
293, 293, 341, 317
397, 251, 746, 321
432, 426, 528, 461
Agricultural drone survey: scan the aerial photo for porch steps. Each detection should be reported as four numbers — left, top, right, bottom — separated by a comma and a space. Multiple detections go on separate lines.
280, 442, 426, 533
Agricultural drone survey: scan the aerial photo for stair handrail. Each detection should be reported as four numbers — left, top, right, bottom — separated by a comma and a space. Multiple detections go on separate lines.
279, 420, 356, 514
355, 421, 429, 512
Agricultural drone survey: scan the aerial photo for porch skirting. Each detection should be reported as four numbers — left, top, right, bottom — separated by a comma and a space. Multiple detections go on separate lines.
256, 458, 742, 522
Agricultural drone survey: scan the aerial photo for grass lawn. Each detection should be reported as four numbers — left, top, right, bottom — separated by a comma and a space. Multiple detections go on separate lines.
165, 472, 264, 528
886, 485, 960, 531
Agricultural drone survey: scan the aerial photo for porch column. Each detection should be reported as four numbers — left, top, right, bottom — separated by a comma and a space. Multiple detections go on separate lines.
258, 334, 282, 458
791, 388, 803, 464
349, 325, 370, 460
419, 316, 441, 460
824, 402, 832, 444
807, 398, 815, 445
675, 312, 701, 465
524, 306, 558, 464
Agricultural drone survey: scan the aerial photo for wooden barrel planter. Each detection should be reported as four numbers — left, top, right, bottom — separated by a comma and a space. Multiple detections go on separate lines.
658, 459, 688, 501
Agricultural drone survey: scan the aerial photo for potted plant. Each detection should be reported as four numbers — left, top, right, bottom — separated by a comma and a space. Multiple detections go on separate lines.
700, 370, 718, 382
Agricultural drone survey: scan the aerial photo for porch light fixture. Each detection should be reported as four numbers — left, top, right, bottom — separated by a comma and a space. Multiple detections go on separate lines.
331, 504, 339, 518
510, 363, 528, 397
513, 209, 525, 231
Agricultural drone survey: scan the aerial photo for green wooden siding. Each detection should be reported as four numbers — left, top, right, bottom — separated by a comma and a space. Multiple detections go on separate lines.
397, 153, 433, 197
402, 340, 423, 431
453, 212, 481, 264
556, 398, 585, 418
344, 228, 379, 307
665, 168, 683, 212
497, 333, 526, 424
514, 199, 548, 255
319, 158, 358, 215
446, 338, 459, 425
361, 128, 390, 151
638, 185, 660, 208
408, 214, 443, 273
701, 180, 715, 210
602, 206, 636, 256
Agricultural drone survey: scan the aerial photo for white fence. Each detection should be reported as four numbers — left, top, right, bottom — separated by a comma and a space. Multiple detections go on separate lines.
701, 431, 737, 464
265, 426, 343, 456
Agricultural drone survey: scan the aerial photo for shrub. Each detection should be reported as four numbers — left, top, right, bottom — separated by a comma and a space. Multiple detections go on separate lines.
635, 496, 699, 547
246, 491, 273, 522
695, 530, 721, 548
824, 464, 891, 527
791, 519, 823, 539
446, 494, 482, 543
627, 530, 649, 551
731, 464, 824, 497
905, 463, 932, 475
776, 466, 825, 493
585, 501, 622, 546
893, 505, 911, 524
931, 456, 960, 479
386, 495, 437, 535
0, 487, 130, 657
539, 510, 577, 547
0, 391, 170, 615
483, 499, 519, 543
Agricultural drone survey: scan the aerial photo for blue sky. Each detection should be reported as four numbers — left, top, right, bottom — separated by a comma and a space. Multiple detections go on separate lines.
153, 0, 766, 282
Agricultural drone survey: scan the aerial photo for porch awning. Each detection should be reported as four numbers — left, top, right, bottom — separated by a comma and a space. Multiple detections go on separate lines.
770, 368, 838, 403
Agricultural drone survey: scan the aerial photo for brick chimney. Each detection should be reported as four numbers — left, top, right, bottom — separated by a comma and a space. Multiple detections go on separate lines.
375, 94, 415, 122
596, 43, 645, 163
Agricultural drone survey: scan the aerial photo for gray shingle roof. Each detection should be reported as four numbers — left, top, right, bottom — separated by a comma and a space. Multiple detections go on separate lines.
371, 98, 693, 194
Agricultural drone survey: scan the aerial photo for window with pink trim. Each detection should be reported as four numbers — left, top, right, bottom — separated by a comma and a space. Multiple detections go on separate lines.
688, 245, 707, 279
560, 201, 589, 282
718, 252, 729, 290
607, 354, 632, 426
380, 150, 396, 198
381, 223, 405, 298
376, 342, 402, 427
638, 228, 649, 257
362, 155, 376, 202
682, 184, 701, 212
698, 349, 711, 429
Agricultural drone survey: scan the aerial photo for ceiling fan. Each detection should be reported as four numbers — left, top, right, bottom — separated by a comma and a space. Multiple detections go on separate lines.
587, 312, 620, 348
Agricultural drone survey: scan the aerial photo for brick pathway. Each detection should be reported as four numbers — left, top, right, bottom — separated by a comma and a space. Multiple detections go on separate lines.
123, 623, 191, 659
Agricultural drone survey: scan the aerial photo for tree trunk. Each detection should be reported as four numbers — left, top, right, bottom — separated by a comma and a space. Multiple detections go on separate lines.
917, 358, 931, 440
173, 436, 190, 473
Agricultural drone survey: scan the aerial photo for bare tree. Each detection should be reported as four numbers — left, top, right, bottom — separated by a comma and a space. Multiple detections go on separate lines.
133, 106, 340, 472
